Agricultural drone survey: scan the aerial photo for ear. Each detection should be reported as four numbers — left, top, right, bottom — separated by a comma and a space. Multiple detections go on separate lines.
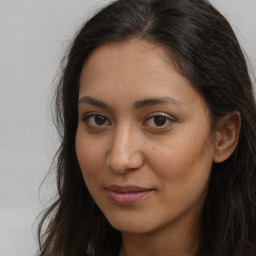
214, 111, 241, 163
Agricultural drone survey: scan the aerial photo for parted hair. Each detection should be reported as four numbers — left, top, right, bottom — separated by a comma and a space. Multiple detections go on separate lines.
38, 0, 256, 255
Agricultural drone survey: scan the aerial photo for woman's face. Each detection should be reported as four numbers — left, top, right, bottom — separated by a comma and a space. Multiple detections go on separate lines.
76, 39, 216, 235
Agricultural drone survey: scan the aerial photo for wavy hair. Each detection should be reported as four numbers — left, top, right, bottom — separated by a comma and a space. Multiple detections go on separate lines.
38, 0, 256, 255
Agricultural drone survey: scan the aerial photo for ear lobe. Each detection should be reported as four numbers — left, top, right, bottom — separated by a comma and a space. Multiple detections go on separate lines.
214, 111, 241, 163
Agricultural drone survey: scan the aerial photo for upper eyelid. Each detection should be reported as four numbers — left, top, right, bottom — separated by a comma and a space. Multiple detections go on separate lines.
81, 112, 110, 122
81, 111, 107, 119
146, 112, 176, 120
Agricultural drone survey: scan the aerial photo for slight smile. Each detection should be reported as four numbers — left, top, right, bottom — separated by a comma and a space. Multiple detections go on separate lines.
105, 185, 155, 205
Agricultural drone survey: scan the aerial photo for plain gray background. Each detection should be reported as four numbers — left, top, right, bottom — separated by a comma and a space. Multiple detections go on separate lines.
0, 0, 255, 255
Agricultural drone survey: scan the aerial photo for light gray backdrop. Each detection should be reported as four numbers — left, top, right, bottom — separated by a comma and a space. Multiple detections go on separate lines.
0, 0, 255, 255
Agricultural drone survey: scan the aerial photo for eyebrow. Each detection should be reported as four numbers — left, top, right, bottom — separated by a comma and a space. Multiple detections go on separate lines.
134, 97, 184, 109
78, 96, 184, 109
78, 96, 112, 110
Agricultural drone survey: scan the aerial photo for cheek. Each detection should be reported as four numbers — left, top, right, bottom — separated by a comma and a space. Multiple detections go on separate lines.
75, 131, 106, 185
148, 142, 213, 218
148, 130, 214, 195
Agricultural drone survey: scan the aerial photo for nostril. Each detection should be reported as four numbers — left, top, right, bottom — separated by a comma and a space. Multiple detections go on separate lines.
106, 150, 144, 174
106, 153, 127, 174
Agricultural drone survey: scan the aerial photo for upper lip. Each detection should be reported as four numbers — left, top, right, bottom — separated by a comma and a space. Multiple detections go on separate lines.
105, 184, 153, 193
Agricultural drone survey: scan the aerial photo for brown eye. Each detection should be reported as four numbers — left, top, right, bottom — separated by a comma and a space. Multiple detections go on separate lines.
143, 114, 174, 128
82, 113, 110, 127
153, 116, 167, 126
94, 115, 107, 125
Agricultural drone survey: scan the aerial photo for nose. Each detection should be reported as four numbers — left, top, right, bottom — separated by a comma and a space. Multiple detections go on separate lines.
106, 126, 144, 174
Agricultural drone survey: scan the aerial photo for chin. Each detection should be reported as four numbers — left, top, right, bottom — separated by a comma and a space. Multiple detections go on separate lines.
105, 213, 155, 234
110, 221, 149, 234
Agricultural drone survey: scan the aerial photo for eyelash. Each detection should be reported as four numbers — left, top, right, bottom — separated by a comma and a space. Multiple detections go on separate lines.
81, 112, 111, 127
81, 112, 175, 129
143, 113, 175, 128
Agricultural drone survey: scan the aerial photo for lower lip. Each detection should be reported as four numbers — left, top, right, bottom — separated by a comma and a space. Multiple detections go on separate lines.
106, 190, 153, 205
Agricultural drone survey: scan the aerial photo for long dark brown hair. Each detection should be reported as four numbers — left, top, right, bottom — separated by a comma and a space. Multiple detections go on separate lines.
37, 0, 256, 255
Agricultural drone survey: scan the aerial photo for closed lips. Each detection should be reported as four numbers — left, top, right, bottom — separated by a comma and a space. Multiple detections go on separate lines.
105, 184, 153, 192
105, 185, 154, 205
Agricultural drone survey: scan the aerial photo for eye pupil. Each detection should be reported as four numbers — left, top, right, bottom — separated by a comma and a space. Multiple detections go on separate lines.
95, 115, 106, 125
154, 116, 166, 126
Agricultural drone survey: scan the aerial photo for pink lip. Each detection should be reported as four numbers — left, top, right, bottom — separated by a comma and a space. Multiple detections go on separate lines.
105, 185, 154, 205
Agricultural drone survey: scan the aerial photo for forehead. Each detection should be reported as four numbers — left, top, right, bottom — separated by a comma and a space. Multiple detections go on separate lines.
81, 40, 183, 87
79, 39, 206, 111
82, 39, 171, 80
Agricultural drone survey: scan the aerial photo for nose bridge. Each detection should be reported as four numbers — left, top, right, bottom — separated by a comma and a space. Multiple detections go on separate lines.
106, 123, 143, 173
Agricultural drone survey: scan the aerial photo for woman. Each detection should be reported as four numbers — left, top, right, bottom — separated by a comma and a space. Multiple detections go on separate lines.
38, 0, 256, 255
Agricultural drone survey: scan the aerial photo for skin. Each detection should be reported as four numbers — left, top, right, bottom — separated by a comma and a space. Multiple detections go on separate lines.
76, 39, 219, 256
